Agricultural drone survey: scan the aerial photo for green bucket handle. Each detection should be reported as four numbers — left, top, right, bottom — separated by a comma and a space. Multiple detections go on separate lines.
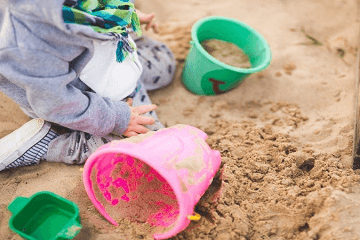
8, 196, 29, 215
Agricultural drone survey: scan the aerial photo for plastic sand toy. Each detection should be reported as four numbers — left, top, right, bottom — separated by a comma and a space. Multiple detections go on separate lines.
83, 124, 221, 239
182, 16, 272, 95
8, 191, 82, 240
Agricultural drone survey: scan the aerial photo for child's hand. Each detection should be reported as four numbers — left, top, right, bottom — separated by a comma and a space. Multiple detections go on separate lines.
136, 9, 158, 33
123, 98, 157, 137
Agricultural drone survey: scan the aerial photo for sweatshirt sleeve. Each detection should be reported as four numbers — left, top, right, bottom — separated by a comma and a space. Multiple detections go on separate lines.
0, 47, 131, 137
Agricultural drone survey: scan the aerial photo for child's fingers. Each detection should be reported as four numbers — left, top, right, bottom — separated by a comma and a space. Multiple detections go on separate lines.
146, 13, 155, 22
137, 115, 155, 125
123, 131, 138, 137
135, 104, 157, 114
127, 98, 133, 106
141, 13, 155, 25
147, 21, 158, 33
133, 125, 149, 134
152, 22, 159, 33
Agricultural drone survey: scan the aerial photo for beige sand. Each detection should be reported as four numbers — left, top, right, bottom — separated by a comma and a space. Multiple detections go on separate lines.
1, 0, 360, 239
201, 39, 252, 68
91, 157, 178, 235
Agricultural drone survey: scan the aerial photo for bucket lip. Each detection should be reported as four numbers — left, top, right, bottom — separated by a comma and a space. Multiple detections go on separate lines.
191, 15, 272, 74
83, 144, 189, 239
9, 191, 80, 215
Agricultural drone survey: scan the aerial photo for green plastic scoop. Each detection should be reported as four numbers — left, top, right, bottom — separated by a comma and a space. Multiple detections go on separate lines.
8, 191, 82, 240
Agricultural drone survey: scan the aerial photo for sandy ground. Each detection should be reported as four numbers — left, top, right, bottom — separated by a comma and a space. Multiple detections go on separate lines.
1, 0, 360, 239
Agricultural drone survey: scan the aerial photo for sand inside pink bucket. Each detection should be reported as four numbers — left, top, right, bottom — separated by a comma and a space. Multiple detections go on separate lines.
91, 153, 180, 235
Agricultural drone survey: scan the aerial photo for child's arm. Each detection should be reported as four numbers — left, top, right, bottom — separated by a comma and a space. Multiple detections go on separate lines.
0, 48, 131, 137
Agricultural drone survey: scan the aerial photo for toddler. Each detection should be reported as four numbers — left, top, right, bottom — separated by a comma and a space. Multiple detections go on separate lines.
0, 0, 176, 170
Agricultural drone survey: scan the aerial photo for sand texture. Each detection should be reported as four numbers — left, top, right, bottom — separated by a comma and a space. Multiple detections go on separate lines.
201, 39, 251, 68
91, 156, 179, 234
1, 0, 360, 239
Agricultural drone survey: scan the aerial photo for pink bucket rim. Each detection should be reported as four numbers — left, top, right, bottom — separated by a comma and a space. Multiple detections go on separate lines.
83, 142, 190, 239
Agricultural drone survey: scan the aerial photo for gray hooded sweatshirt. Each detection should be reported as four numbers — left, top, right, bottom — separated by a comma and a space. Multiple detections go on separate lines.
0, 0, 132, 137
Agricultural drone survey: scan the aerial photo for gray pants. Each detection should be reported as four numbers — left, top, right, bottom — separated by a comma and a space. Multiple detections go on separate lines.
46, 36, 176, 164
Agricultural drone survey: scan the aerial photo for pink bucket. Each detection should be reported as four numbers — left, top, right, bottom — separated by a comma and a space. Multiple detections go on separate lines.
83, 125, 221, 239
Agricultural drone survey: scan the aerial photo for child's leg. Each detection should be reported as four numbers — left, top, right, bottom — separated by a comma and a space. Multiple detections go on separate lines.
45, 130, 107, 165
0, 119, 58, 171
135, 35, 176, 91
129, 35, 176, 130
0, 118, 107, 171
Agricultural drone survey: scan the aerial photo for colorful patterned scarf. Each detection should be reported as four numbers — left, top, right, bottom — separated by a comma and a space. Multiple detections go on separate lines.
62, 0, 142, 62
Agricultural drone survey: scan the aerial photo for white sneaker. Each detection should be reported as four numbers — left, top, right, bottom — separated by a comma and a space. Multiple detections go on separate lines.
0, 119, 59, 171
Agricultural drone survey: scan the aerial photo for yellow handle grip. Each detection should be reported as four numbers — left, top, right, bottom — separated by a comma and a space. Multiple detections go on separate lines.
187, 213, 201, 221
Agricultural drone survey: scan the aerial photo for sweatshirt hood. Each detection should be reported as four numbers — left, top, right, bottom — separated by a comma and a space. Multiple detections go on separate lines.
8, 0, 67, 31
4, 0, 114, 41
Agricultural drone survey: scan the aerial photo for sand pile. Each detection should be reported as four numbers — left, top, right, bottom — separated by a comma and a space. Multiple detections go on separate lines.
201, 39, 251, 68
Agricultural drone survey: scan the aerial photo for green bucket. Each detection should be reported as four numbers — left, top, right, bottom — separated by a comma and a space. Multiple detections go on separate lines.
8, 191, 82, 240
182, 16, 272, 95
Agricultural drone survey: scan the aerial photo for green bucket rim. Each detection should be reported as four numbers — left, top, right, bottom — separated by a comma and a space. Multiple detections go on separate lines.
191, 16, 272, 74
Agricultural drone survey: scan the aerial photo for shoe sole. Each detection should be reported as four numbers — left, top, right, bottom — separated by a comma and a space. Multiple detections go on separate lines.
0, 119, 51, 171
